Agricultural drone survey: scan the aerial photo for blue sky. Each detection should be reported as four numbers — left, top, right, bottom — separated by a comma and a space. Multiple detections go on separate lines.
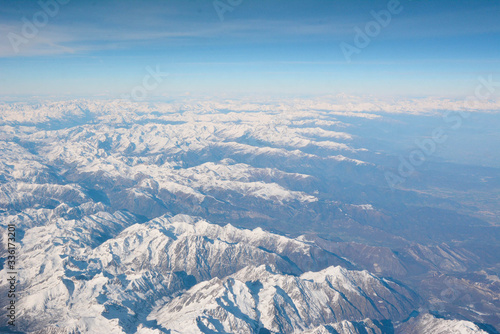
0, 0, 499, 99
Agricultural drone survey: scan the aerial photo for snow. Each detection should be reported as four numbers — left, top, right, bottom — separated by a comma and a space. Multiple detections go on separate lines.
0, 99, 493, 333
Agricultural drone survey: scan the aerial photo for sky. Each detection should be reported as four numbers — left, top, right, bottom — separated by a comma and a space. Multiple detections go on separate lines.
0, 0, 499, 99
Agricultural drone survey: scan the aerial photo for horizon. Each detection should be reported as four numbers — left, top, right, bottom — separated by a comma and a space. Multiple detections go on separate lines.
1, 0, 500, 98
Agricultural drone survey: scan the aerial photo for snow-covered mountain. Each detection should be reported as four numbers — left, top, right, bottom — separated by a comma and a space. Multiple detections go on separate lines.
397, 313, 490, 334
153, 263, 415, 333
8, 213, 418, 333
0, 99, 498, 333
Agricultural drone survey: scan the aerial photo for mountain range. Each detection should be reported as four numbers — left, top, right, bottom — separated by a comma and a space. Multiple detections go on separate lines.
0, 98, 498, 333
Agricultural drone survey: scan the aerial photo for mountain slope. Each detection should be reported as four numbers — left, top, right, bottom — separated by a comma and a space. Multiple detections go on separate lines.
152, 264, 416, 333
